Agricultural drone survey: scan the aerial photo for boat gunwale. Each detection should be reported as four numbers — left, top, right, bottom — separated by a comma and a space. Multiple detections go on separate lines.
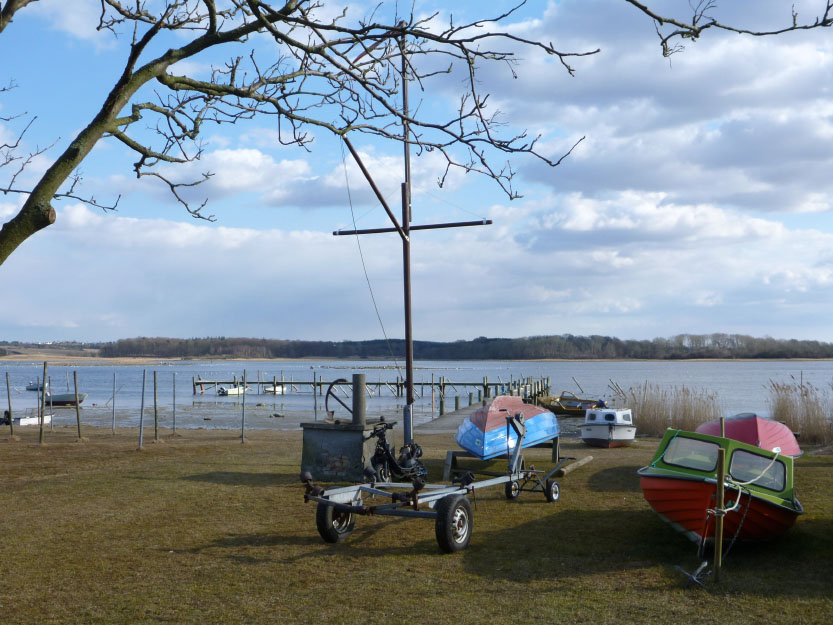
640, 428, 800, 510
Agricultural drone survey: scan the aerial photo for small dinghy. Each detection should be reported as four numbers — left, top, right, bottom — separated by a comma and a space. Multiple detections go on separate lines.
455, 395, 559, 460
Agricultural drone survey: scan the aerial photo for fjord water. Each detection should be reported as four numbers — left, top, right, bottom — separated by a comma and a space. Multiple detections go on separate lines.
3, 359, 832, 431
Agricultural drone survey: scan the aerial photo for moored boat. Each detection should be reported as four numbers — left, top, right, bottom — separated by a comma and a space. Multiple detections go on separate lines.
262, 384, 284, 395
455, 395, 559, 460
547, 391, 605, 417
581, 408, 636, 448
639, 428, 802, 544
2, 410, 53, 426
695, 413, 802, 457
218, 384, 248, 396
25, 380, 48, 391
46, 392, 87, 407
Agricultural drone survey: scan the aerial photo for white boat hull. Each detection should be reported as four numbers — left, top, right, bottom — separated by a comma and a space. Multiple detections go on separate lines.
11, 413, 53, 426
581, 424, 636, 448
262, 385, 284, 395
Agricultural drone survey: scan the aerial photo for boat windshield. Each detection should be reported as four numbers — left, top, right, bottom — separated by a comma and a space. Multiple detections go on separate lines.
662, 436, 719, 472
729, 449, 786, 492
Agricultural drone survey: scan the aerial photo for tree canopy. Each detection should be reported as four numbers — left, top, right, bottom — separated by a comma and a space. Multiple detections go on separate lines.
2, 0, 830, 267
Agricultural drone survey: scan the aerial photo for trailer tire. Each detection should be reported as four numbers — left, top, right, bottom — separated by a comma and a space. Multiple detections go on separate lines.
316, 502, 356, 543
435, 495, 472, 553
545, 479, 560, 503
504, 480, 520, 500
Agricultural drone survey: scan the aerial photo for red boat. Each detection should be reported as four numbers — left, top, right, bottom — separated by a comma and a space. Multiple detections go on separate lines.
695, 413, 802, 457
639, 429, 802, 544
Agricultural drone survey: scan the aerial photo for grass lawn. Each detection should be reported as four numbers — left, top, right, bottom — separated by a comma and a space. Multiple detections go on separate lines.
1, 427, 831, 625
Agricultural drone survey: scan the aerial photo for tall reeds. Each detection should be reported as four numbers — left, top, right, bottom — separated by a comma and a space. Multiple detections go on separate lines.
767, 377, 832, 446
619, 382, 723, 437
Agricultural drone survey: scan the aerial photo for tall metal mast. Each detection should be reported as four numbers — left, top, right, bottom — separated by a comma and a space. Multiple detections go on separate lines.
335, 27, 491, 447
400, 31, 415, 445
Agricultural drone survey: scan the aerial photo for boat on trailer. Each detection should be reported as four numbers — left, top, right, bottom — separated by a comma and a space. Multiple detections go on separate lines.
580, 408, 636, 448
455, 395, 559, 460
638, 428, 803, 544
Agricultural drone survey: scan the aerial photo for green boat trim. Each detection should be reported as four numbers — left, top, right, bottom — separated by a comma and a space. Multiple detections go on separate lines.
639, 428, 802, 513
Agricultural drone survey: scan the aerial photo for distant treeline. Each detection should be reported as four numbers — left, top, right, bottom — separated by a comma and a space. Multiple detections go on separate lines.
97, 334, 833, 360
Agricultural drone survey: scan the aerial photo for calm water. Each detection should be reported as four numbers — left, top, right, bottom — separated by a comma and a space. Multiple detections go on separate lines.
3, 359, 831, 431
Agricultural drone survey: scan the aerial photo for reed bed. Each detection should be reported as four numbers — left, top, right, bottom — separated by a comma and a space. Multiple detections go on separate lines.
620, 382, 723, 437
767, 378, 833, 446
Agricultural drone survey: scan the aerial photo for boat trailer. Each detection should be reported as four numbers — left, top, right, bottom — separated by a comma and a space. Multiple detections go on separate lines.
302, 414, 572, 553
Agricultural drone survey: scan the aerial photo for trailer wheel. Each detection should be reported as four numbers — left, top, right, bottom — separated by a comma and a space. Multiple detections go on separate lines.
435, 495, 473, 553
316, 503, 356, 543
504, 480, 520, 500
545, 479, 560, 503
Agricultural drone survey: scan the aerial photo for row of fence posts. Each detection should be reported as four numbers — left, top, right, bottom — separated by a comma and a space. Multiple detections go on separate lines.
4, 364, 188, 449
7, 365, 548, 446
4, 362, 84, 443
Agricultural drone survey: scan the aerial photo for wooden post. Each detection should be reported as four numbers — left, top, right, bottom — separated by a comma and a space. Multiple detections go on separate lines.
74, 371, 82, 439
39, 362, 47, 445
469, 391, 473, 406
153, 371, 159, 442
111, 372, 116, 435
5, 371, 14, 437
138, 370, 146, 449
172, 372, 177, 435
431, 373, 434, 413
439, 397, 445, 415
714, 447, 726, 582
455, 395, 460, 411
49, 377, 54, 431
241, 369, 247, 444
192, 376, 197, 395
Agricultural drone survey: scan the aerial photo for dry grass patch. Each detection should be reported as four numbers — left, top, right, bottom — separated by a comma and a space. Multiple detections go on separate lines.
0, 427, 831, 624
620, 383, 723, 436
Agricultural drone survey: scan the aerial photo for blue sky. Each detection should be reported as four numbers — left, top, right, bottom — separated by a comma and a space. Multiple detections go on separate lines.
2, 0, 833, 344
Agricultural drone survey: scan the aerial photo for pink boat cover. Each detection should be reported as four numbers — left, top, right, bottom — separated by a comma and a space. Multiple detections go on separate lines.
695, 413, 802, 457
468, 396, 548, 434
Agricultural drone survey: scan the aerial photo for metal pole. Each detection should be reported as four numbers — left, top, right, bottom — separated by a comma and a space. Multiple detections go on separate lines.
714, 446, 726, 582
352, 373, 366, 426
153, 371, 158, 442
138, 370, 146, 449
39, 362, 47, 445
172, 372, 177, 435
74, 371, 82, 439
400, 31, 415, 446
241, 370, 247, 444
5, 372, 14, 437
111, 372, 116, 434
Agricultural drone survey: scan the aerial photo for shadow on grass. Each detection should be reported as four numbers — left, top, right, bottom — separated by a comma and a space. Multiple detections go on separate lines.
586, 466, 643, 492
459, 509, 833, 598
181, 471, 294, 486
174, 516, 440, 564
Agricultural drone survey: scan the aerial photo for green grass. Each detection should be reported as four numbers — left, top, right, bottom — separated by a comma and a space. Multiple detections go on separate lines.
1, 427, 832, 624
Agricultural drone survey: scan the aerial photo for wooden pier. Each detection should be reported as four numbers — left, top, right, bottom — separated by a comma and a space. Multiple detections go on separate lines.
192, 373, 551, 404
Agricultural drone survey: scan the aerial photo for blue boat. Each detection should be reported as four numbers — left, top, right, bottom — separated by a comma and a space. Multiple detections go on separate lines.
455, 396, 560, 460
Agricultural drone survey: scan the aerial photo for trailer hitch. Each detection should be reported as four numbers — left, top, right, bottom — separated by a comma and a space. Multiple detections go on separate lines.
301, 472, 326, 503
391, 477, 426, 509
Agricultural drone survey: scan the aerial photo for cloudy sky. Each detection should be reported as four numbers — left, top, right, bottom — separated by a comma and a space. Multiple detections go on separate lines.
2, 0, 833, 344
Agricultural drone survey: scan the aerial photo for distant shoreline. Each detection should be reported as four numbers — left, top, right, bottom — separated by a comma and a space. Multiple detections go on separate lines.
2, 347, 833, 366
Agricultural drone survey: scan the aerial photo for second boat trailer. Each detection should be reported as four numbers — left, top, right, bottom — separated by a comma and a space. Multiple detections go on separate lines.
302, 414, 573, 553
